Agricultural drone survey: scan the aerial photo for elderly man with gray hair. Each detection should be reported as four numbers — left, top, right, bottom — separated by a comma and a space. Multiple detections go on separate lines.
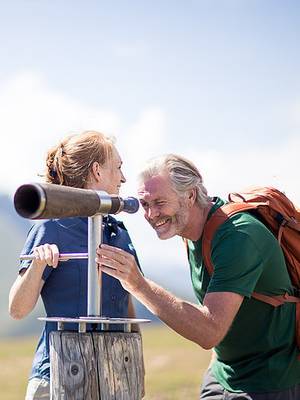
96, 154, 300, 400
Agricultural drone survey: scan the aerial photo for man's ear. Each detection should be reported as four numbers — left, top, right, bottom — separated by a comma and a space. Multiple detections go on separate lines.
187, 188, 196, 207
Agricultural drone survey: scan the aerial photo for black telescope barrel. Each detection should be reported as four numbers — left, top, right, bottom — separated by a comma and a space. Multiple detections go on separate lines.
14, 183, 139, 219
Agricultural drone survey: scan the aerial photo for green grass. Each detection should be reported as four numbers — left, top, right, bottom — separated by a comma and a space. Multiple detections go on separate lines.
0, 337, 36, 400
142, 325, 211, 399
0, 325, 211, 399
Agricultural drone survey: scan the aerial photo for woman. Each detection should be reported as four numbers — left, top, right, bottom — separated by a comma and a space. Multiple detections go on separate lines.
9, 130, 140, 400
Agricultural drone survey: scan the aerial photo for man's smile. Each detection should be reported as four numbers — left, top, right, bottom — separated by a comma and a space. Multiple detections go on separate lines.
153, 217, 171, 229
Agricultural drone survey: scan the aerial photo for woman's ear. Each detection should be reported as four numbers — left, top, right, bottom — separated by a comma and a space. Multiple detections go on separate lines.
91, 161, 101, 182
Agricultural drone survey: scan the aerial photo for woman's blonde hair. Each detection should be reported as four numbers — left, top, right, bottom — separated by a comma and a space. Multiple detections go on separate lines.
45, 130, 115, 188
139, 154, 211, 208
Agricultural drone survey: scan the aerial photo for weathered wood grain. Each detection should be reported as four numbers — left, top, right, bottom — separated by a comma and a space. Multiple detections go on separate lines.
50, 331, 144, 400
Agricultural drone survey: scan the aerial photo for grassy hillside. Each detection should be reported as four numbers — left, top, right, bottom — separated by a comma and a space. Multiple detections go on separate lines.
0, 325, 211, 400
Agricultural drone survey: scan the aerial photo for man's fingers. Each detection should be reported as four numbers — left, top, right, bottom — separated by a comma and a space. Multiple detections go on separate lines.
98, 244, 133, 264
97, 255, 127, 273
99, 264, 122, 280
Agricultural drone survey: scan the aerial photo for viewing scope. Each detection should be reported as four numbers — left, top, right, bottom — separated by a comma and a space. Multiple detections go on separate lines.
14, 183, 139, 219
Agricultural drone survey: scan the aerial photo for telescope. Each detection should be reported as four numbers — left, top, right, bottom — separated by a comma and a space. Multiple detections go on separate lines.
14, 182, 139, 219
14, 182, 145, 325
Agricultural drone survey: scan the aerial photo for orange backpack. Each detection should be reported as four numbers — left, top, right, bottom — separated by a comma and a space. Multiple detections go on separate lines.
201, 186, 300, 352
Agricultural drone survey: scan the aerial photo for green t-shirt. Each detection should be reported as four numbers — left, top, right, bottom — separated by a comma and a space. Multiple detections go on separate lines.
187, 198, 300, 393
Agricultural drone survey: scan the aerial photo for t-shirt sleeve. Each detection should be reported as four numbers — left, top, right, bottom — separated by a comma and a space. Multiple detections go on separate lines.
19, 221, 59, 282
207, 228, 264, 298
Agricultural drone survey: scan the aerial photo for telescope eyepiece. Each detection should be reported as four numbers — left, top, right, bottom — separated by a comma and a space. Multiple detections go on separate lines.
122, 197, 139, 214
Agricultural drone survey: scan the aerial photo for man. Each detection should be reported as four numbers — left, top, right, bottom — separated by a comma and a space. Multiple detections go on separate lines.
97, 153, 300, 399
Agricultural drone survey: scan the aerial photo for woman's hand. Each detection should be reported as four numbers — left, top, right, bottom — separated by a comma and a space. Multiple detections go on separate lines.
96, 244, 144, 293
31, 243, 60, 269
9, 243, 60, 320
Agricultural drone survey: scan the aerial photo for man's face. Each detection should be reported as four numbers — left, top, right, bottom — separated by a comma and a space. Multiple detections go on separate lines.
138, 174, 190, 240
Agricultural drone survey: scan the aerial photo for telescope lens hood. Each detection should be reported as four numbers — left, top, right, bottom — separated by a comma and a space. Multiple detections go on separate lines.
14, 183, 46, 219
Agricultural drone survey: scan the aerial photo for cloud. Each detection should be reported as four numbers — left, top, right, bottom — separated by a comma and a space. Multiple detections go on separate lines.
118, 107, 168, 193
0, 72, 120, 194
183, 134, 300, 204
0, 72, 169, 198
111, 40, 148, 58
289, 100, 300, 127
1, 72, 299, 280
0, 72, 175, 275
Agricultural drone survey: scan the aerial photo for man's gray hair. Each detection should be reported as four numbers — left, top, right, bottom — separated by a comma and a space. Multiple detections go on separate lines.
138, 154, 211, 208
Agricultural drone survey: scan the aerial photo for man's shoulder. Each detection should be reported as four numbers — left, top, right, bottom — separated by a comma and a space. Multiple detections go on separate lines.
213, 207, 269, 237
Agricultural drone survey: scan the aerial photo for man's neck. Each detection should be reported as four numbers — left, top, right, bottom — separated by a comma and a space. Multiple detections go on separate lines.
181, 201, 214, 241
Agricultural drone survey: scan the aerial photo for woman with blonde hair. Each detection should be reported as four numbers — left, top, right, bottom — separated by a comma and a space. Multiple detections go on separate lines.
9, 130, 140, 400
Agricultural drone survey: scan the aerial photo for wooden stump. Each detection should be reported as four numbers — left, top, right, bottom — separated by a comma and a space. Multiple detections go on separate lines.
49, 331, 145, 400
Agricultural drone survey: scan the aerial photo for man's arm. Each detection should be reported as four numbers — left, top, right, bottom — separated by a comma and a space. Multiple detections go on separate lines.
97, 244, 243, 349
126, 278, 242, 349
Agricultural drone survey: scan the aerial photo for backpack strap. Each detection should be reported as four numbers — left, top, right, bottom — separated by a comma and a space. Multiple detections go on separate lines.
202, 203, 300, 306
202, 202, 260, 275
251, 292, 300, 307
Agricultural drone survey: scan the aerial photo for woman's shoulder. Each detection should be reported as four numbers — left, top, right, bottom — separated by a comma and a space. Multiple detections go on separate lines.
105, 215, 128, 232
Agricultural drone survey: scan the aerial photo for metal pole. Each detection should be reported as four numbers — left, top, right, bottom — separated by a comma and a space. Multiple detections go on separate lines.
20, 253, 89, 261
87, 214, 102, 317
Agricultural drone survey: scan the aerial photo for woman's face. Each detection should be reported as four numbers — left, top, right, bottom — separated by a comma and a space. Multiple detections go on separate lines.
98, 146, 126, 194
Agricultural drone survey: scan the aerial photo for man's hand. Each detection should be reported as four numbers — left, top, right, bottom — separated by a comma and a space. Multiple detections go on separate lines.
96, 244, 144, 293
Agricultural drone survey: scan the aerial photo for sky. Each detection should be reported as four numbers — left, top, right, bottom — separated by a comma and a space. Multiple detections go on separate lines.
1, 0, 300, 280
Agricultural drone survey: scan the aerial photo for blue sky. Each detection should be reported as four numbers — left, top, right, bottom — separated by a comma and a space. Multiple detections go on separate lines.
1, 1, 299, 275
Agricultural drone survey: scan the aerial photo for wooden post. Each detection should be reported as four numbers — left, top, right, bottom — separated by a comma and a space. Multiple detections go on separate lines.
50, 331, 145, 400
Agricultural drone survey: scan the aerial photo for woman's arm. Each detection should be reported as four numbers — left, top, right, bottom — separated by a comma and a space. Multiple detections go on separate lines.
9, 243, 59, 319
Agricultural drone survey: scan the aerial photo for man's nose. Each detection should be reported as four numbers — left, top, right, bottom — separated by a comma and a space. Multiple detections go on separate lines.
147, 206, 159, 220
